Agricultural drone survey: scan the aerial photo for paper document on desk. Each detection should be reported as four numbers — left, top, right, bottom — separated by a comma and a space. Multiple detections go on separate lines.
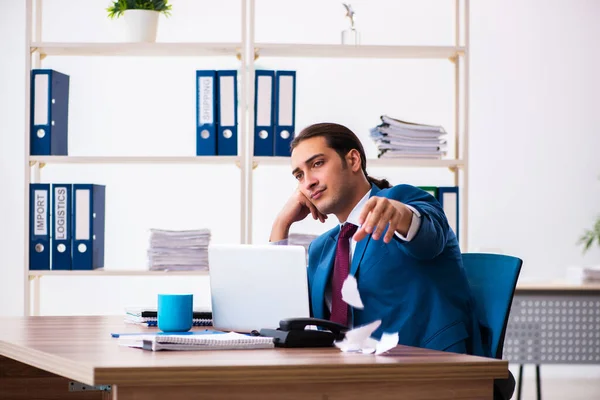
119, 331, 274, 351
336, 276, 399, 355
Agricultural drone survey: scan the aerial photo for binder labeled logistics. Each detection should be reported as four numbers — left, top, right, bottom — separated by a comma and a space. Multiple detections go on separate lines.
274, 71, 296, 157
437, 186, 459, 241
72, 184, 106, 270
253, 70, 275, 156
196, 70, 218, 156
30, 69, 70, 156
29, 184, 51, 270
51, 184, 72, 270
216, 70, 238, 156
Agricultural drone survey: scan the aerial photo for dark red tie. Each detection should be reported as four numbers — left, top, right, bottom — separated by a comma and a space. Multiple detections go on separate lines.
330, 223, 358, 327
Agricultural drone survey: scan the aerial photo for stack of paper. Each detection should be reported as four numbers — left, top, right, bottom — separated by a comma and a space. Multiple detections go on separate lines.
288, 233, 317, 250
147, 229, 211, 271
119, 331, 275, 351
583, 266, 600, 281
124, 307, 213, 327
288, 233, 318, 263
369, 115, 448, 159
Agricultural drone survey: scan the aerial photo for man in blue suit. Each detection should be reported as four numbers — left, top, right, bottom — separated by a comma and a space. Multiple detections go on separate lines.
270, 122, 516, 399
270, 122, 488, 356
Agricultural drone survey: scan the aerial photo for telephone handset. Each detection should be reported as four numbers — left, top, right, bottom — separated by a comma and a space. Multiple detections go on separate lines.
259, 317, 349, 348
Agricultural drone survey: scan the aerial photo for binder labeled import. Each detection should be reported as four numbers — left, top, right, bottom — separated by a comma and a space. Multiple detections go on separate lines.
274, 71, 296, 157
29, 184, 50, 270
253, 70, 275, 156
51, 184, 72, 270
196, 70, 218, 156
30, 69, 70, 156
72, 184, 106, 270
217, 70, 238, 156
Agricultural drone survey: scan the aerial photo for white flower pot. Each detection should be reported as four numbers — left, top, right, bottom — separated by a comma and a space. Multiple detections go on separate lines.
122, 10, 159, 42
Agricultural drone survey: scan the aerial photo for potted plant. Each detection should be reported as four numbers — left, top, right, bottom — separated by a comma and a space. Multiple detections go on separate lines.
107, 0, 172, 43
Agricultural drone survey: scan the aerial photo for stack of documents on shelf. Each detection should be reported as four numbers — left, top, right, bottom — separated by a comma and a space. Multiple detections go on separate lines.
583, 266, 600, 282
147, 229, 211, 271
124, 307, 213, 327
369, 115, 448, 159
119, 331, 275, 351
288, 233, 318, 262
288, 233, 318, 252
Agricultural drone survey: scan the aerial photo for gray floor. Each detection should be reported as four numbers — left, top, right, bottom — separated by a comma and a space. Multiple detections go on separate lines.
510, 364, 600, 400
514, 377, 600, 399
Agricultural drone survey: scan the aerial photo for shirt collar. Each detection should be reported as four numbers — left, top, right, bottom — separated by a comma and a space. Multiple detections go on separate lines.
343, 188, 371, 228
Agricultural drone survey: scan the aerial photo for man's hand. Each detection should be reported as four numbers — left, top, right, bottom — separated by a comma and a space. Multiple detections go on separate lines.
270, 190, 327, 242
353, 197, 413, 243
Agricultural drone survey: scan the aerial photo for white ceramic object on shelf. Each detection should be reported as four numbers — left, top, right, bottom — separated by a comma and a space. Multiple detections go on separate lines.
341, 29, 360, 45
122, 10, 159, 42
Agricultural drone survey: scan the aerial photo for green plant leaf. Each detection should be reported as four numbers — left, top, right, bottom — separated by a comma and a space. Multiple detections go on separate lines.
106, 0, 172, 18
578, 213, 600, 254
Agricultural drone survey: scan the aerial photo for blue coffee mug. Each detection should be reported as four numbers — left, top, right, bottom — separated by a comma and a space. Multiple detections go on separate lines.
157, 294, 193, 332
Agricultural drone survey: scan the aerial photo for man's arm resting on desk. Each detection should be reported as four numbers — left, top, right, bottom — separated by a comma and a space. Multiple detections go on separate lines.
270, 215, 292, 243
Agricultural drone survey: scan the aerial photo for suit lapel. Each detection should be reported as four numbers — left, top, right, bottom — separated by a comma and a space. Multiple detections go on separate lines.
350, 184, 382, 276
350, 236, 370, 276
311, 229, 338, 319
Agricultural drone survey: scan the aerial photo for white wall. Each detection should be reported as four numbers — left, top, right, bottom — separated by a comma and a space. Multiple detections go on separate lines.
0, 0, 27, 317
469, 0, 600, 281
1, 0, 599, 317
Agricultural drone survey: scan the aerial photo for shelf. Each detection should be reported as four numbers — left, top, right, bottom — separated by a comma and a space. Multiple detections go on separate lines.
367, 158, 465, 168
253, 156, 464, 169
30, 42, 242, 57
30, 42, 464, 60
255, 43, 464, 59
28, 270, 209, 277
29, 156, 240, 165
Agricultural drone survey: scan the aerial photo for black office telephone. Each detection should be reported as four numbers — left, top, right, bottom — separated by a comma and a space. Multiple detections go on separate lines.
259, 318, 349, 348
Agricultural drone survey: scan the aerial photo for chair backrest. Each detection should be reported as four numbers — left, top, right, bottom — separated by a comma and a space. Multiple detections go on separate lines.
461, 253, 522, 359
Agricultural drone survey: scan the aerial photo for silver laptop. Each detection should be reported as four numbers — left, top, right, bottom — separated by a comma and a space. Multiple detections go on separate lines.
207, 244, 311, 333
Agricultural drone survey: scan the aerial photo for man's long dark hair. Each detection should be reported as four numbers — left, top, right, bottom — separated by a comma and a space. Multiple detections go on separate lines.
290, 123, 391, 189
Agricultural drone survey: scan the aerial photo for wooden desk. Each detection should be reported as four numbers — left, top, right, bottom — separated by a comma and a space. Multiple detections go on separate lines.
0, 316, 507, 400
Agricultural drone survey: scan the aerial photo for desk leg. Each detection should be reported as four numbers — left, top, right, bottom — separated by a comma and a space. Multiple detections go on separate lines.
516, 364, 524, 400
111, 379, 494, 400
536, 364, 542, 400
0, 355, 107, 400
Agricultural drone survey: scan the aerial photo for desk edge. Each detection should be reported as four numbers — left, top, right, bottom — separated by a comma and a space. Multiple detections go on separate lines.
0, 341, 95, 385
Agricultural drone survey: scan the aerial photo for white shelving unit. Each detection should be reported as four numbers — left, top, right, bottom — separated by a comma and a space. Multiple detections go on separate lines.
245, 0, 469, 245
24, 0, 250, 316
31, 42, 242, 57
29, 156, 240, 165
253, 43, 464, 59
23, 0, 469, 316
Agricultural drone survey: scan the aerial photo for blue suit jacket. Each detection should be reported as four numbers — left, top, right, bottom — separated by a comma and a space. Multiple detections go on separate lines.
307, 184, 490, 357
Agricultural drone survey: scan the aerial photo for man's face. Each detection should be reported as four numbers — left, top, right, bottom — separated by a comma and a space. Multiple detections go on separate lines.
291, 136, 354, 216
